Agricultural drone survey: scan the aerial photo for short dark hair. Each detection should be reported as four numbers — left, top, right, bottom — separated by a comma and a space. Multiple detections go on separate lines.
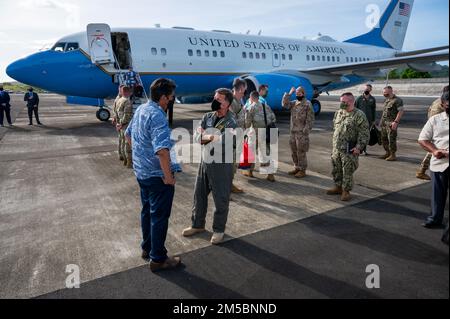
215, 88, 234, 106
150, 78, 176, 103
233, 78, 247, 91
341, 92, 354, 98
134, 85, 144, 98
384, 86, 393, 90
250, 91, 260, 100
122, 86, 132, 94
366, 84, 373, 88
442, 92, 449, 103
443, 85, 449, 94
259, 84, 269, 92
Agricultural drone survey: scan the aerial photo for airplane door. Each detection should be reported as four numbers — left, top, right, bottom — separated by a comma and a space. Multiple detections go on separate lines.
272, 51, 281, 68
87, 24, 115, 65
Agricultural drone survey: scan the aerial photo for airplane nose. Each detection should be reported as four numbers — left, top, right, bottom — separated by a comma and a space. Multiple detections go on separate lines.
6, 60, 23, 81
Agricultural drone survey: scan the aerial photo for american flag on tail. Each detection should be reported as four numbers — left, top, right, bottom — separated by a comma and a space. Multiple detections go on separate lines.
399, 2, 411, 17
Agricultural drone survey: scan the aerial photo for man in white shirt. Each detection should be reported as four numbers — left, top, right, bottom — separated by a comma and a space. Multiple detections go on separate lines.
418, 92, 449, 229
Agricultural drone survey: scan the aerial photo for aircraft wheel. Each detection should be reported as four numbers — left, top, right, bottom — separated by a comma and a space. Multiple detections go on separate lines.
312, 99, 321, 117
96, 108, 111, 122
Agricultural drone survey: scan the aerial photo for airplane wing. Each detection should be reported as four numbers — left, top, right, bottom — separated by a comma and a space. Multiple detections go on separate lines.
298, 50, 449, 76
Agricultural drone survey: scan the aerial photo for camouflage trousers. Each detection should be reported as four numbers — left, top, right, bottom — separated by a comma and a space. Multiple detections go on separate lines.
290, 132, 310, 171
420, 153, 432, 171
381, 123, 398, 153
118, 131, 125, 160
331, 150, 359, 192
119, 130, 132, 163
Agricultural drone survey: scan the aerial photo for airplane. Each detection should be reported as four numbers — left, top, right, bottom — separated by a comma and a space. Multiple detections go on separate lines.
6, 0, 449, 122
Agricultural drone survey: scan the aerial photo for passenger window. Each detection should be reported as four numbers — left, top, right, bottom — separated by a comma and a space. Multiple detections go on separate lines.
312, 55, 315, 61
205, 50, 210, 57
256, 52, 260, 59
242, 52, 247, 58
282, 54, 286, 60
350, 57, 354, 62
197, 50, 202, 57
220, 51, 225, 58
337, 57, 340, 62
213, 51, 217, 57
274, 53, 279, 60
322, 56, 326, 62
289, 54, 293, 60
327, 56, 331, 62
249, 52, 254, 59
307, 55, 310, 61
317, 55, 320, 61
188, 49, 193, 56
332, 56, 336, 62
151, 48, 158, 55
262, 53, 267, 59
346, 57, 349, 63
161, 48, 167, 56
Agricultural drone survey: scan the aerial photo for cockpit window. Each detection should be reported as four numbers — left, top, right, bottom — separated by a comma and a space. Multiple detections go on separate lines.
52, 42, 66, 52
66, 43, 79, 51
51, 42, 79, 52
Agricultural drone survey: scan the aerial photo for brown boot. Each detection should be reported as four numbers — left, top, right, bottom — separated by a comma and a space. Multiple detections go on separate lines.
242, 170, 254, 178
341, 191, 352, 202
294, 170, 306, 178
266, 174, 275, 182
150, 256, 181, 273
379, 152, 390, 159
326, 186, 343, 195
416, 169, 431, 181
232, 184, 244, 194
386, 153, 397, 161
288, 168, 300, 176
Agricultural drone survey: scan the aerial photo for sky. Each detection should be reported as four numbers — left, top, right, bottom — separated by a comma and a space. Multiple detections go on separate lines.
0, 0, 448, 82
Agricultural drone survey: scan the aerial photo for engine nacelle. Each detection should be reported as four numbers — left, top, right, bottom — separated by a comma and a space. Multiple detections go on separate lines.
242, 73, 314, 111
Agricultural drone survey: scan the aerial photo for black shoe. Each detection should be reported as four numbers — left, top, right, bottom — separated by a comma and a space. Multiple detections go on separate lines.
422, 222, 445, 229
37, 122, 43, 126
150, 256, 181, 273
141, 250, 150, 260
29, 123, 33, 126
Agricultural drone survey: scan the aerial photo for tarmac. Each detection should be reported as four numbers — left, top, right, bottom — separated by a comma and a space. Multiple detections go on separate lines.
0, 94, 448, 299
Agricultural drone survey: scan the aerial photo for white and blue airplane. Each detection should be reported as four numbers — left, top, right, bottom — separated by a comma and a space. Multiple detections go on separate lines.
6, 0, 449, 121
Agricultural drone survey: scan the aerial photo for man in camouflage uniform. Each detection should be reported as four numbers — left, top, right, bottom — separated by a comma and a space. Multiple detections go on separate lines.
112, 85, 125, 161
116, 86, 134, 168
244, 91, 277, 182
230, 78, 247, 193
282, 86, 315, 178
380, 86, 405, 162
417, 85, 449, 180
327, 93, 369, 202
355, 84, 376, 155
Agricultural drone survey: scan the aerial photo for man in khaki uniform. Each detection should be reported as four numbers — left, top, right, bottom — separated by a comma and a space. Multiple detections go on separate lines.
380, 86, 405, 162
230, 78, 247, 193
417, 85, 449, 180
244, 91, 277, 182
282, 86, 315, 178
112, 85, 125, 161
116, 86, 134, 168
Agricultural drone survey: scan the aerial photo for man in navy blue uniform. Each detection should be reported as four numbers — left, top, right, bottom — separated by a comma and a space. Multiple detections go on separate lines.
24, 87, 42, 125
0, 85, 12, 127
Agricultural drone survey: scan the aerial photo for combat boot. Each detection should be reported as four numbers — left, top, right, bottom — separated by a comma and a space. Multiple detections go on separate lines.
242, 170, 254, 178
386, 153, 397, 161
379, 152, 390, 159
326, 186, 343, 195
416, 169, 431, 181
341, 191, 352, 202
295, 170, 306, 178
126, 159, 133, 169
267, 174, 276, 182
288, 168, 301, 176
232, 184, 244, 194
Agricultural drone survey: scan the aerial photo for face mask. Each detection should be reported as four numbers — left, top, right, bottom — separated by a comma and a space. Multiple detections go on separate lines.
340, 102, 348, 110
296, 96, 304, 102
364, 91, 370, 96
384, 94, 390, 98
211, 100, 222, 112
262, 92, 268, 98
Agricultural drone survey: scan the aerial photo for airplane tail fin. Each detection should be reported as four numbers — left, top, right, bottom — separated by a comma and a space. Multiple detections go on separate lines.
345, 0, 414, 50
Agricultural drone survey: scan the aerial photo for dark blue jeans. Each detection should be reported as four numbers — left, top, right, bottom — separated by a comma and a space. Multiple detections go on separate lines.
427, 167, 449, 225
137, 177, 175, 263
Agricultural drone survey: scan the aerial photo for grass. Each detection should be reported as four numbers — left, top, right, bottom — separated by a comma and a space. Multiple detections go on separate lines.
0, 82, 47, 93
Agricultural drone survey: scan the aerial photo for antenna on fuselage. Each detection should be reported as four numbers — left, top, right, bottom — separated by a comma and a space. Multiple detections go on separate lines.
258, 30, 262, 36
246, 30, 251, 35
